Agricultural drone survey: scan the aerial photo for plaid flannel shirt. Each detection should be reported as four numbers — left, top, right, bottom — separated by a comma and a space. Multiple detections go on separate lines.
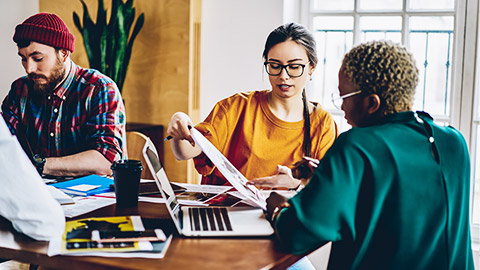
1, 61, 126, 162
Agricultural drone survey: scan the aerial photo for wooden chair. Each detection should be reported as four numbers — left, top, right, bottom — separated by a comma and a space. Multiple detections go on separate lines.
125, 131, 156, 179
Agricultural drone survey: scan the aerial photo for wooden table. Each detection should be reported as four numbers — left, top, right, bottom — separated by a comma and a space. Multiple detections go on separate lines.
0, 202, 303, 270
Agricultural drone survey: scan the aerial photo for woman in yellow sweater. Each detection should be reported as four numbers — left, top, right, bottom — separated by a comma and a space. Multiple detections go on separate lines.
167, 22, 337, 189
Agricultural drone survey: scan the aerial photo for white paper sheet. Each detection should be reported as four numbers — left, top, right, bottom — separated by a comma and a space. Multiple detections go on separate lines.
190, 128, 266, 209
92, 192, 205, 205
62, 196, 115, 218
172, 182, 232, 194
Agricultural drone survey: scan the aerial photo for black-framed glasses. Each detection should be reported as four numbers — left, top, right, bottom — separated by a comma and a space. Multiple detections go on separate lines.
264, 62, 306, 78
331, 90, 362, 110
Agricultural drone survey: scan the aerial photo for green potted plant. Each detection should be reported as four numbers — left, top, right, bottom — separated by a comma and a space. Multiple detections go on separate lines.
73, 0, 145, 93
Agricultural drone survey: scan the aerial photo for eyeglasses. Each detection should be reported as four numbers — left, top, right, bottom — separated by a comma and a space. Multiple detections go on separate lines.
264, 62, 306, 78
331, 90, 363, 110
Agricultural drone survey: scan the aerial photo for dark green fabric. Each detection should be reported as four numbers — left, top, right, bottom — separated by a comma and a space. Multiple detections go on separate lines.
275, 111, 474, 270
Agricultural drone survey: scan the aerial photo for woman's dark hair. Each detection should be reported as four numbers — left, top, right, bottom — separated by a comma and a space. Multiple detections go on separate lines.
263, 22, 317, 157
263, 22, 318, 67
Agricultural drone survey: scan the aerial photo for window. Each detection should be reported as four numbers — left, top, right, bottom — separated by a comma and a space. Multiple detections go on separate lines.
474, 114, 480, 225
298, 0, 479, 238
306, 0, 455, 129
472, 19, 480, 231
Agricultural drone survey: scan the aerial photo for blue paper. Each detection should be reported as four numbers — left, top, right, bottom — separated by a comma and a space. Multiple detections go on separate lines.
51, 175, 113, 196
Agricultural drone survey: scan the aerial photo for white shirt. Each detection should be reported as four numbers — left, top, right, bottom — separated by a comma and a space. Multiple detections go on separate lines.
0, 116, 65, 241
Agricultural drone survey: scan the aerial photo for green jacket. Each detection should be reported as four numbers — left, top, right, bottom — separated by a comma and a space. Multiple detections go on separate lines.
276, 111, 474, 270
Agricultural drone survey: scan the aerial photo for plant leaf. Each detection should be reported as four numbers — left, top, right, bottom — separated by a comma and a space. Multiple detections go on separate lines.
74, 0, 144, 93
110, 0, 128, 91
79, 0, 100, 69
96, 0, 108, 72
73, 12, 83, 32
121, 13, 144, 86
106, 0, 121, 80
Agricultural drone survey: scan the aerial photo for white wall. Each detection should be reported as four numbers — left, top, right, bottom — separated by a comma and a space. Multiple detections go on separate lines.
200, 0, 284, 119
0, 0, 38, 100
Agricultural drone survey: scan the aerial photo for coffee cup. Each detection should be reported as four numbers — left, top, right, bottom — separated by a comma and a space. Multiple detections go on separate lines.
111, 159, 143, 208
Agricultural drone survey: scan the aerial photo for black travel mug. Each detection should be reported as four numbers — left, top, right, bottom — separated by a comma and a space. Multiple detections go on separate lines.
111, 160, 143, 208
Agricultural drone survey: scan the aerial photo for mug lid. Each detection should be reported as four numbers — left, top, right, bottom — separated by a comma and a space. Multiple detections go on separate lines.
111, 159, 143, 170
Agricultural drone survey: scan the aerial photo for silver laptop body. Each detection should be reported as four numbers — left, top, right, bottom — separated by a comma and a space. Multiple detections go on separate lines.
142, 141, 274, 237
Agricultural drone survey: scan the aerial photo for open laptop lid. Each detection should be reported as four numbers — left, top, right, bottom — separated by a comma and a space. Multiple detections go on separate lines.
142, 140, 183, 234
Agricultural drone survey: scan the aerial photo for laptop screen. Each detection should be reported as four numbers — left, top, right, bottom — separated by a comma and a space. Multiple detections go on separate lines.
144, 145, 179, 213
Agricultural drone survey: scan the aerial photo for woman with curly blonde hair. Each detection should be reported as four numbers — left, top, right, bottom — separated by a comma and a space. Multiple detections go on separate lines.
266, 40, 474, 269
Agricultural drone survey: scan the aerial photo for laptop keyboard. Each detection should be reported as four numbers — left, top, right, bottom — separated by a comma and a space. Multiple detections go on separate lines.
189, 207, 233, 231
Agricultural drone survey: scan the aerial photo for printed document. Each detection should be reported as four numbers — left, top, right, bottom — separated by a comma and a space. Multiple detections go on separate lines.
190, 128, 266, 209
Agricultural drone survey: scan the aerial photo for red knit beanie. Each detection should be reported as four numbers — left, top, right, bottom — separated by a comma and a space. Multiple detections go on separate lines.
13, 13, 75, 52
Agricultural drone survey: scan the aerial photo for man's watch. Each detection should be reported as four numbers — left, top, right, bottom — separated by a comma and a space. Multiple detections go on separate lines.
33, 154, 46, 175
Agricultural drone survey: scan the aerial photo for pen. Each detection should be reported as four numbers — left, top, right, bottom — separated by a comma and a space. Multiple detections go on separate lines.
164, 125, 192, 141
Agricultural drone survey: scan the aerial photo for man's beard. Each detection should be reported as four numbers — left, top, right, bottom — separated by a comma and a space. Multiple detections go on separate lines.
27, 56, 66, 94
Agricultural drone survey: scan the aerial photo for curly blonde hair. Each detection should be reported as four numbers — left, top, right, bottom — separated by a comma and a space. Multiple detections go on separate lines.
341, 40, 419, 115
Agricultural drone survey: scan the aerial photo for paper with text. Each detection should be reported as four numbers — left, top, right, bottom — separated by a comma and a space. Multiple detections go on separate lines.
190, 128, 266, 210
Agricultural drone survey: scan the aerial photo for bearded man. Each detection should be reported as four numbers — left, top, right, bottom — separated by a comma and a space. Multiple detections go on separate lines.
1, 13, 126, 177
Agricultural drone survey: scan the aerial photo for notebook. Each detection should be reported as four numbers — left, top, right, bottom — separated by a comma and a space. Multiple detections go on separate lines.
142, 140, 274, 237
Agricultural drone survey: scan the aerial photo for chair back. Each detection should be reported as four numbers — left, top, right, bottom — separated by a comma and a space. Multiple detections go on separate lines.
126, 131, 155, 179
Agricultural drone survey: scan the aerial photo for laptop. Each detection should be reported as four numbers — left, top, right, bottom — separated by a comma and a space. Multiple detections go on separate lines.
142, 140, 274, 237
